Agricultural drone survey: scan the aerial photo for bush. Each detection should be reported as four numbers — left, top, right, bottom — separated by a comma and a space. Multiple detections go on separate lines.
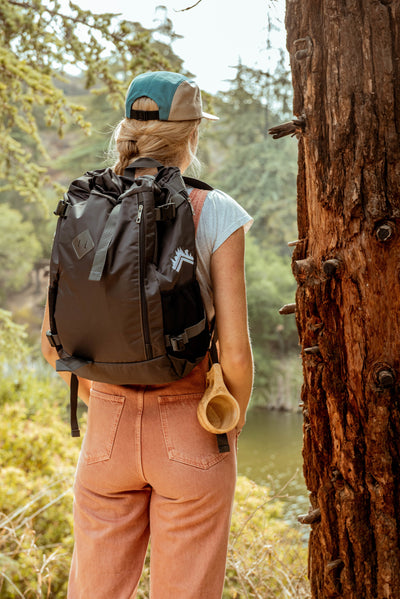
225, 477, 309, 598
0, 370, 82, 597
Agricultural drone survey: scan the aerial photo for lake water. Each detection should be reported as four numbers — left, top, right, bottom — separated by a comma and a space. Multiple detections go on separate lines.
237, 409, 309, 526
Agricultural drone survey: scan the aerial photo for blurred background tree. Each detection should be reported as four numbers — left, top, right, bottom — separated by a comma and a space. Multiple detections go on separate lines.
0, 0, 172, 202
199, 57, 300, 405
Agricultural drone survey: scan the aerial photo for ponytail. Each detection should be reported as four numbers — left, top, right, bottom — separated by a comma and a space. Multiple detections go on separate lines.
111, 97, 200, 175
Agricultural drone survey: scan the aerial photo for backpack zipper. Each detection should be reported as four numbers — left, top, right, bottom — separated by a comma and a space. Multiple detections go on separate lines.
136, 204, 143, 223
137, 201, 152, 360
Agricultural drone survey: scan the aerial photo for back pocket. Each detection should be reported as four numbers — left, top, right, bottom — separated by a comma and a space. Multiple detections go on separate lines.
83, 389, 125, 464
158, 393, 228, 470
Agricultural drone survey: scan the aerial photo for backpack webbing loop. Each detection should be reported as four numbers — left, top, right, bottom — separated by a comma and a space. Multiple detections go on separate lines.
70, 374, 80, 438
54, 198, 71, 217
88, 203, 122, 281
155, 203, 176, 221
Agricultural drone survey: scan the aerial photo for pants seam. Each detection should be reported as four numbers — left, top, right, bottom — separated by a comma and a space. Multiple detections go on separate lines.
136, 387, 146, 482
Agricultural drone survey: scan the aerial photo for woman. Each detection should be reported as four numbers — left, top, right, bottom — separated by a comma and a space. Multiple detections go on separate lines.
41, 71, 253, 599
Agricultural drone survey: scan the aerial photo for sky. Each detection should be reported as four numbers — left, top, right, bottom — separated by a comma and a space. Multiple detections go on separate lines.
75, 0, 287, 94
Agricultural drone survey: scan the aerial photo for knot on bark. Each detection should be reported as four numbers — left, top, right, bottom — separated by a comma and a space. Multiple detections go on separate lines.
372, 363, 396, 389
322, 258, 341, 277
375, 220, 396, 242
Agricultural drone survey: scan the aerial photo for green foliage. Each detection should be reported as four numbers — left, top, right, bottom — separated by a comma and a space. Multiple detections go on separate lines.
244, 236, 299, 402
225, 477, 309, 598
0, 0, 171, 203
0, 204, 42, 299
205, 60, 297, 250
0, 366, 81, 597
0, 309, 28, 365
211, 135, 298, 249
48, 84, 121, 182
213, 60, 292, 146
258, 354, 304, 411
198, 59, 300, 405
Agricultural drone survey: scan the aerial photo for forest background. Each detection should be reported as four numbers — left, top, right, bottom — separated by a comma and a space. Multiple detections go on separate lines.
1, 6, 301, 410
0, 1, 309, 596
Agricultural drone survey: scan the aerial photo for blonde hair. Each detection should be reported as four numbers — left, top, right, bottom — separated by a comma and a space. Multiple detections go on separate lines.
112, 97, 201, 175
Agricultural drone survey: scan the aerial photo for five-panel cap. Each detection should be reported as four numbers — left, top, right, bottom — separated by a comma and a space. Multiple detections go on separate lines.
125, 71, 219, 122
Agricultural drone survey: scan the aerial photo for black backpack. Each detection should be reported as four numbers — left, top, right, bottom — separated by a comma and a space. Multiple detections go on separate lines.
46, 158, 224, 442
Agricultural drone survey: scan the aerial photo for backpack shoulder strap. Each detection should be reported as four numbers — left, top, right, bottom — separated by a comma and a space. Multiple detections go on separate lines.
183, 176, 213, 191
189, 188, 210, 233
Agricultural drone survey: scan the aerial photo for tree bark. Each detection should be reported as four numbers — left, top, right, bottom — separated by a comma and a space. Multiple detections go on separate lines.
284, 1, 400, 597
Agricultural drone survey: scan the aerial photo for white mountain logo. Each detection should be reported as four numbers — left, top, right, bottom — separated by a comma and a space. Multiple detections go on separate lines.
171, 247, 194, 272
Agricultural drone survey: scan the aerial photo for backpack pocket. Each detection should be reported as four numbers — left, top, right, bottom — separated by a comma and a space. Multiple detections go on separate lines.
161, 280, 210, 361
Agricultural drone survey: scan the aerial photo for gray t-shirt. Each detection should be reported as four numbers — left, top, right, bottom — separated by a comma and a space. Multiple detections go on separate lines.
189, 188, 253, 321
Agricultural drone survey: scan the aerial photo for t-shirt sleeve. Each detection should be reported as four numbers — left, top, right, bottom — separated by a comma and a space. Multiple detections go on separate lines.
198, 189, 253, 254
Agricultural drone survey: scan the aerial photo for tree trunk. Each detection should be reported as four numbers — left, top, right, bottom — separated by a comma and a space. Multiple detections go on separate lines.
284, 1, 400, 597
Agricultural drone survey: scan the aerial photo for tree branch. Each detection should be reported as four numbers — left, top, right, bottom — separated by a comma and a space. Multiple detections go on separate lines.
175, 0, 203, 12
7, 0, 124, 43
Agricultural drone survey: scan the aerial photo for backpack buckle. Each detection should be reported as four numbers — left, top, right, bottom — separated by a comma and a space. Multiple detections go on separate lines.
155, 203, 176, 221
169, 332, 189, 352
46, 330, 61, 348
54, 199, 70, 217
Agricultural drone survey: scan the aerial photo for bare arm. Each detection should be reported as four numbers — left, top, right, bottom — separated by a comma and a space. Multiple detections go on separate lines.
41, 299, 91, 405
211, 227, 253, 431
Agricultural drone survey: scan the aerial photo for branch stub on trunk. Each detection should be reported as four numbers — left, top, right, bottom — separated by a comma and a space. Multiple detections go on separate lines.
292, 257, 316, 283
268, 116, 306, 139
322, 258, 341, 277
279, 302, 297, 315
304, 345, 321, 355
376, 368, 396, 389
298, 507, 321, 525
375, 221, 396, 243
326, 559, 344, 573
293, 35, 313, 61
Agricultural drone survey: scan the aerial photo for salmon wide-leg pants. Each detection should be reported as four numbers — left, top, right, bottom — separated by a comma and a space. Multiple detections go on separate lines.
67, 360, 238, 599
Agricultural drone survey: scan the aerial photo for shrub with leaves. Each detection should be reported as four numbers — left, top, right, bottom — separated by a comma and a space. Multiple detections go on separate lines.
0, 367, 81, 597
0, 0, 170, 203
225, 477, 309, 598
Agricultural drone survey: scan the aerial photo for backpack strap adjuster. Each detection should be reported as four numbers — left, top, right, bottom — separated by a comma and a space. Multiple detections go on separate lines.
46, 330, 61, 348
165, 317, 207, 352
155, 203, 176, 221
169, 333, 188, 352
54, 199, 70, 217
